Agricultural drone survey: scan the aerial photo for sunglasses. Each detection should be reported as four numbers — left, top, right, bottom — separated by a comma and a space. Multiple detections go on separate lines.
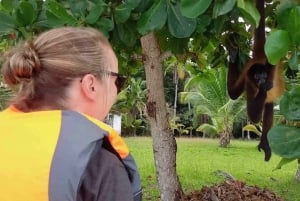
80, 71, 127, 93
103, 70, 127, 93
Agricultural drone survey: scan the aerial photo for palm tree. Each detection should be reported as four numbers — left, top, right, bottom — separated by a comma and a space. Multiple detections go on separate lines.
180, 66, 246, 147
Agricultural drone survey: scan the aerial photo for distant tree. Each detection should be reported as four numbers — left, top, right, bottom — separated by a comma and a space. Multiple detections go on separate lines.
180, 66, 246, 147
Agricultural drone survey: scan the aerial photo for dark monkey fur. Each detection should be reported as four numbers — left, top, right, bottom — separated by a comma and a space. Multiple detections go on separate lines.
227, 0, 285, 161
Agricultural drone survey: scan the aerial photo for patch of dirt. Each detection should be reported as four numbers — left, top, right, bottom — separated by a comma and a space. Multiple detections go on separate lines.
182, 179, 284, 201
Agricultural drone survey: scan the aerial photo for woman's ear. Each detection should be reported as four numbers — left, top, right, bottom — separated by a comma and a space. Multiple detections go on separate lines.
80, 74, 97, 100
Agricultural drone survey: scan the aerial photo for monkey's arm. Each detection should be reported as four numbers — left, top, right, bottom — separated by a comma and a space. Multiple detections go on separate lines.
227, 47, 246, 100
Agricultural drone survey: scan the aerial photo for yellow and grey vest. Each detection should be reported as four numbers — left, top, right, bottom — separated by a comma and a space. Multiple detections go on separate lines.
0, 107, 142, 201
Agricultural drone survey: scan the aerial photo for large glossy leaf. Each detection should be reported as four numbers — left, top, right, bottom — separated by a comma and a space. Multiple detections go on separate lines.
213, 0, 236, 18
157, 30, 189, 54
0, 12, 16, 34
85, 1, 106, 24
268, 125, 300, 159
116, 22, 137, 47
276, 3, 294, 30
94, 17, 114, 37
280, 86, 300, 121
288, 49, 298, 70
45, 0, 77, 27
237, 0, 260, 27
265, 30, 291, 65
114, 0, 141, 24
1, 0, 19, 11
286, 6, 300, 45
15, 1, 38, 26
135, 0, 153, 12
137, 0, 167, 35
68, 0, 88, 18
167, 2, 196, 38
180, 0, 212, 18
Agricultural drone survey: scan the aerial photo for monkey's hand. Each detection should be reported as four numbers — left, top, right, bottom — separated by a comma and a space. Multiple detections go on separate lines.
258, 140, 272, 161
259, 81, 273, 91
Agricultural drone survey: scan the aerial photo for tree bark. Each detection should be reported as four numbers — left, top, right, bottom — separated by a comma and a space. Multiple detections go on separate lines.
140, 32, 183, 201
219, 122, 231, 147
219, 132, 230, 147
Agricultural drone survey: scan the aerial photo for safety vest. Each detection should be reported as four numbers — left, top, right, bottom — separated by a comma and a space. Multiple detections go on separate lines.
0, 106, 142, 201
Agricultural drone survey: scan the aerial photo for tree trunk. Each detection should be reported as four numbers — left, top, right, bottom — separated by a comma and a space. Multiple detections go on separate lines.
219, 127, 231, 147
219, 131, 230, 147
219, 118, 231, 147
141, 32, 183, 201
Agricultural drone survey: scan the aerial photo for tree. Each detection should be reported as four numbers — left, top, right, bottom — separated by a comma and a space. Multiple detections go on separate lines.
141, 32, 183, 200
1, 0, 299, 200
180, 67, 246, 147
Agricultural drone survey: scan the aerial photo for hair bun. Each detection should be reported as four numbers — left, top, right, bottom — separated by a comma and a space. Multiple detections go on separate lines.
3, 40, 41, 85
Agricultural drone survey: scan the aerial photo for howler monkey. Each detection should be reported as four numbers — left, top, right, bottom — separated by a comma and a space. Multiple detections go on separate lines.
227, 0, 285, 161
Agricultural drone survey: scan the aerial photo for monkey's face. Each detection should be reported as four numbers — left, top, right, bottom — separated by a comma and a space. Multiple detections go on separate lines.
248, 63, 273, 91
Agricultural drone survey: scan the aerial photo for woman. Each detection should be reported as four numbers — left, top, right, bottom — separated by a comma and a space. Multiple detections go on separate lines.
0, 27, 142, 201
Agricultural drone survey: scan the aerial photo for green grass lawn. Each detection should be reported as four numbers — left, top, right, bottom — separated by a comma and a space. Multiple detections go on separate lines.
125, 137, 299, 201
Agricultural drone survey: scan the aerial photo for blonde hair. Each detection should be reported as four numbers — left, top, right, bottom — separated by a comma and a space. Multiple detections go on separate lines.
1, 27, 112, 111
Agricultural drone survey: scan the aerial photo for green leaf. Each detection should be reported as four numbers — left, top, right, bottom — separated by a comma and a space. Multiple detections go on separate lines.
268, 125, 300, 159
288, 49, 298, 70
137, 0, 167, 35
280, 86, 300, 121
211, 15, 227, 34
167, 2, 196, 38
196, 15, 211, 33
286, 6, 300, 45
15, 1, 38, 26
276, 2, 300, 29
116, 22, 137, 47
94, 17, 114, 37
0, 11, 16, 33
180, 0, 212, 18
157, 30, 189, 54
265, 30, 291, 65
237, 0, 260, 27
135, 0, 153, 12
45, 0, 77, 27
68, 0, 88, 18
1, 0, 19, 11
213, 0, 236, 18
114, 0, 141, 24
273, 157, 296, 171
85, 1, 106, 24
